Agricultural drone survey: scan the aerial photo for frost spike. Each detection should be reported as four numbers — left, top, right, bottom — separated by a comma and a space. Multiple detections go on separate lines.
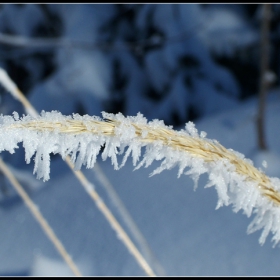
1, 110, 280, 245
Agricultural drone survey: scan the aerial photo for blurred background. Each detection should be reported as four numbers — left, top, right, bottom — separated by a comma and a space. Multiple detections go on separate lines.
0, 4, 274, 124
0, 4, 280, 276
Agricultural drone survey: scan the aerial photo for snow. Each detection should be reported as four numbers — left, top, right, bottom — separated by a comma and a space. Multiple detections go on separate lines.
30, 255, 87, 276
1, 94, 280, 275
0, 5, 44, 37
198, 5, 259, 56
1, 3, 280, 276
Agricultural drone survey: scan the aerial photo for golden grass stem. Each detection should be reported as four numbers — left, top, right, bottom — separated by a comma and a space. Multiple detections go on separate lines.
10, 117, 280, 207
92, 163, 166, 276
65, 158, 156, 276
0, 158, 82, 276
64, 130, 162, 274
0, 68, 157, 276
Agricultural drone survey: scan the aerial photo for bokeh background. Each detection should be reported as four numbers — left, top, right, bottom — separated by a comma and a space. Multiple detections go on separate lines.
0, 4, 272, 124
0, 4, 280, 276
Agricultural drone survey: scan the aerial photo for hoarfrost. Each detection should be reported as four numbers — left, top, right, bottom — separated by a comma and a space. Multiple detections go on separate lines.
0, 110, 280, 246
200, 131, 207, 138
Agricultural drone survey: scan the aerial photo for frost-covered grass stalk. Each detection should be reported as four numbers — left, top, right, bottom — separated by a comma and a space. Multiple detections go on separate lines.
1, 111, 280, 246
0, 67, 158, 277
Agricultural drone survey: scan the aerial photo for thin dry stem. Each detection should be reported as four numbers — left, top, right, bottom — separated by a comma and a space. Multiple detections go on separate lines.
92, 163, 166, 276
3, 67, 280, 271
0, 158, 82, 277
65, 158, 156, 277
3, 82, 157, 276
257, 4, 272, 150
9, 118, 280, 206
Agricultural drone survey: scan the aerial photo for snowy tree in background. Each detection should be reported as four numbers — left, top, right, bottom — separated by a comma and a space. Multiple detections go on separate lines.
200, 4, 280, 99
0, 4, 241, 126
1, 4, 280, 276
101, 4, 240, 125
2, 4, 280, 124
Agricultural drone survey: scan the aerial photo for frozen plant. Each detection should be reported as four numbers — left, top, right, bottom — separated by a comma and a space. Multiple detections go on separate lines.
0, 110, 280, 247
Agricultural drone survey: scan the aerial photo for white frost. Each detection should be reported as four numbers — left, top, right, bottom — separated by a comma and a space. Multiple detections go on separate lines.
0, 110, 280, 246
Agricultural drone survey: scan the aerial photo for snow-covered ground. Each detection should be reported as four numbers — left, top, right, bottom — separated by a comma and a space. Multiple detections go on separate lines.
0, 3, 279, 276
0, 91, 280, 276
